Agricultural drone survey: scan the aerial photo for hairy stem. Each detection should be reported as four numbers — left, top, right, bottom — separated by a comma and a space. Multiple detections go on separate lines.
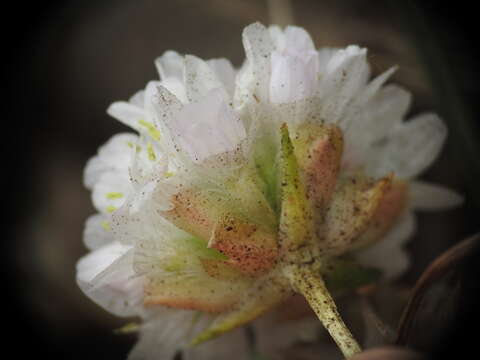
285, 265, 362, 358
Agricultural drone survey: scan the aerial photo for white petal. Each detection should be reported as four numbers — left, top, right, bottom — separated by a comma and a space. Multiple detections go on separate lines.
409, 181, 463, 210
129, 90, 145, 107
269, 50, 318, 103
207, 58, 237, 98
164, 89, 246, 163
183, 328, 249, 360
184, 55, 228, 103
155, 50, 184, 81
368, 84, 411, 130
107, 101, 145, 132
283, 25, 316, 54
76, 241, 143, 317
352, 66, 398, 108
160, 77, 188, 103
92, 170, 131, 213
268, 25, 285, 49
355, 211, 416, 279
143, 81, 162, 111
318, 45, 370, 123
151, 85, 189, 168
83, 213, 114, 250
268, 25, 316, 55
129, 309, 207, 360
84, 133, 138, 189
343, 84, 411, 170
367, 113, 447, 179
242, 22, 275, 101
128, 135, 168, 186
317, 47, 338, 73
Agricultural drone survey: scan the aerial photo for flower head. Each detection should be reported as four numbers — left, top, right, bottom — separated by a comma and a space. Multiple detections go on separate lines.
77, 23, 462, 359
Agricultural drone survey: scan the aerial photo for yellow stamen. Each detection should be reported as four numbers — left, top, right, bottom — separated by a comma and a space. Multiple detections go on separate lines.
127, 141, 142, 152
106, 192, 124, 199
147, 142, 157, 161
101, 221, 111, 231
139, 119, 161, 141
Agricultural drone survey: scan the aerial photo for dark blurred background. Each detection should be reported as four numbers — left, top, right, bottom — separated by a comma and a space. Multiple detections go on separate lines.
3, 1, 479, 359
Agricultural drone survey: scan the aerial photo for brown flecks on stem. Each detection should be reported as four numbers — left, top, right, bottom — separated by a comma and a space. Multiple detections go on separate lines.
285, 265, 362, 358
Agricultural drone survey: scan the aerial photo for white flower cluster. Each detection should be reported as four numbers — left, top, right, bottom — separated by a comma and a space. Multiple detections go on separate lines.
77, 23, 461, 360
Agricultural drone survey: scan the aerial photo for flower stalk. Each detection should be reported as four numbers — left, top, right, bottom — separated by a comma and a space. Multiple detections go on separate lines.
285, 264, 362, 358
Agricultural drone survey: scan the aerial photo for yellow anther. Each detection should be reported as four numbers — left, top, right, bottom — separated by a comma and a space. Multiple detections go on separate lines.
139, 119, 161, 141
106, 205, 117, 213
101, 221, 111, 231
147, 142, 157, 161
127, 141, 142, 152
106, 192, 124, 199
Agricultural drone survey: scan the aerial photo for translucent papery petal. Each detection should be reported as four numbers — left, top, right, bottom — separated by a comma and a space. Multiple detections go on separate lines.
155, 50, 184, 81
268, 25, 316, 55
351, 181, 409, 250
409, 180, 463, 210
129, 308, 209, 360
190, 275, 292, 345
317, 46, 370, 124
183, 328, 249, 360
259, 94, 323, 137
241, 22, 275, 102
83, 213, 115, 250
317, 47, 338, 73
366, 113, 447, 179
92, 170, 132, 214
128, 136, 168, 186
347, 66, 398, 110
107, 101, 145, 132
341, 67, 399, 135
269, 50, 318, 103
111, 198, 173, 247
164, 185, 278, 276
150, 85, 187, 167
129, 90, 145, 107
207, 58, 237, 98
159, 77, 188, 104
354, 211, 416, 279
283, 26, 316, 54
185, 55, 229, 103
268, 25, 285, 49
163, 89, 246, 164
345, 84, 410, 152
84, 133, 138, 189
115, 204, 252, 312
320, 175, 393, 256
144, 271, 252, 313
342, 84, 409, 171
76, 241, 143, 317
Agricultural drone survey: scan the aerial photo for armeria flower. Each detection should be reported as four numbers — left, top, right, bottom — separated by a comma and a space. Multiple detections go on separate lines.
76, 23, 462, 360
